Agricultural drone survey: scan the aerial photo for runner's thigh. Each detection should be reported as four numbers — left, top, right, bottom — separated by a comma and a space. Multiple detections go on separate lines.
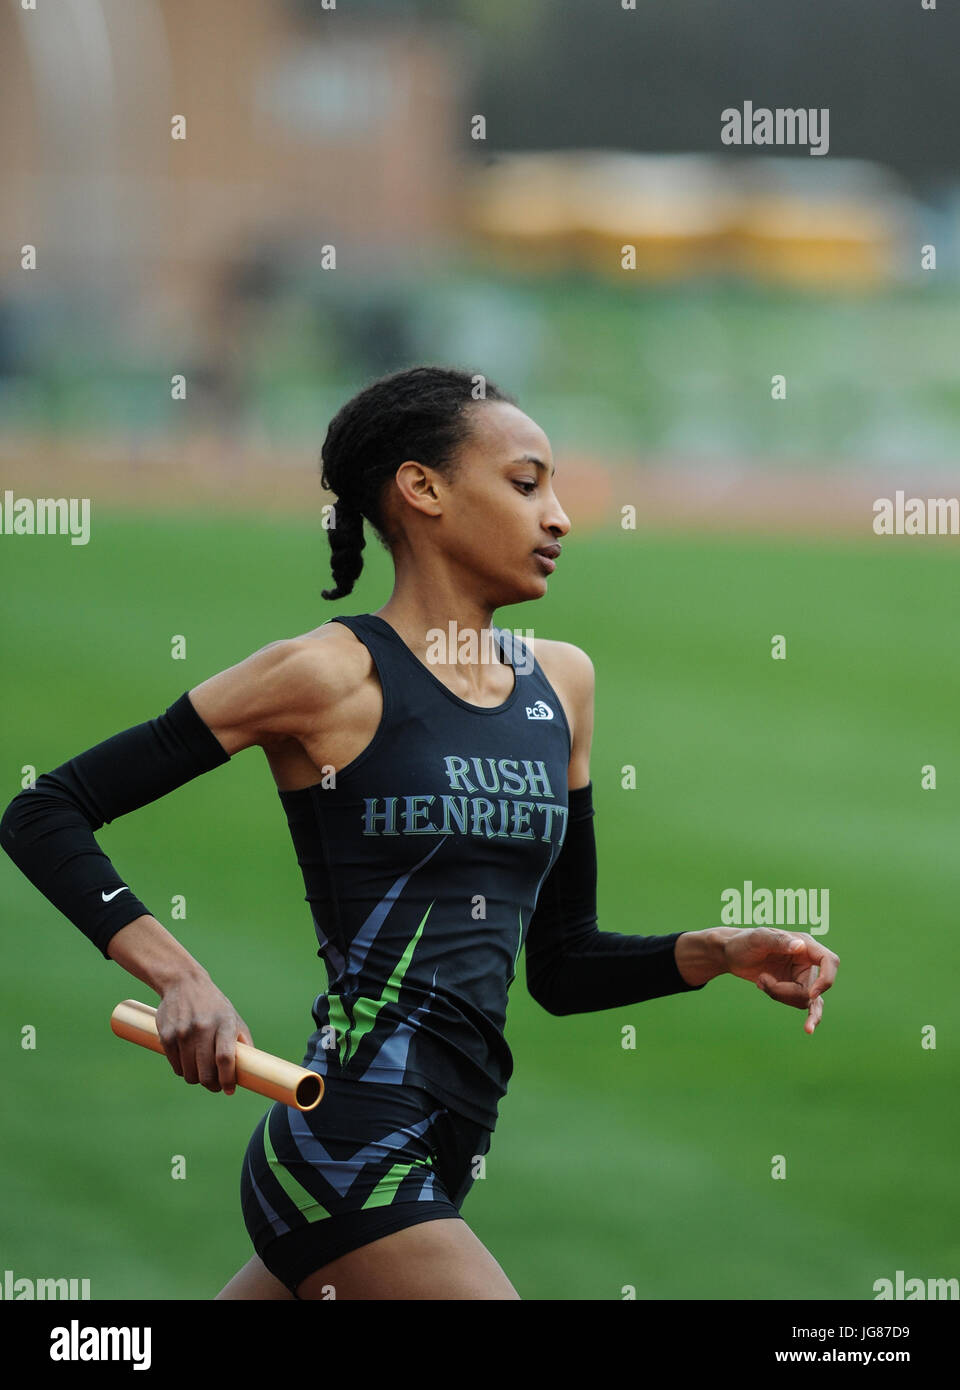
296, 1216, 520, 1300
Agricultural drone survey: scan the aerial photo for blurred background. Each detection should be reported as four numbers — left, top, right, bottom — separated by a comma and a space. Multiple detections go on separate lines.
1, 0, 958, 1301
3, 0, 960, 512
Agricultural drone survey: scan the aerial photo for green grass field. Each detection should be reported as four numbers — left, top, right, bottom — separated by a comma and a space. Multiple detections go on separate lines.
1, 511, 958, 1299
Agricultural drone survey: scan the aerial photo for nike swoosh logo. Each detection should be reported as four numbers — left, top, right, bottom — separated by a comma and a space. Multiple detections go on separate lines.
101, 886, 129, 902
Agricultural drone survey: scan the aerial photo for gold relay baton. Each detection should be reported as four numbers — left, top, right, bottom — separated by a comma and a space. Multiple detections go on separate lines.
110, 999, 324, 1111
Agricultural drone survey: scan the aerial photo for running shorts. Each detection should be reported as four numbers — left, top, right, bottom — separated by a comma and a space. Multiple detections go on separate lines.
240, 1073, 494, 1295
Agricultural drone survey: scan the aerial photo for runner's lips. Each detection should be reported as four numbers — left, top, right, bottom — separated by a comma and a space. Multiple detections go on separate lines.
534, 544, 561, 559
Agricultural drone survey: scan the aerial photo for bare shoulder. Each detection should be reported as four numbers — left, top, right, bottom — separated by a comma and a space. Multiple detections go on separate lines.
282, 621, 376, 697
188, 622, 372, 756
523, 635, 594, 693
520, 634, 594, 748
522, 636, 595, 785
295, 619, 373, 680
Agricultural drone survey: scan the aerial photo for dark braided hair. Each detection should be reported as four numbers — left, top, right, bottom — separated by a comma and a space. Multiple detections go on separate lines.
319, 365, 517, 601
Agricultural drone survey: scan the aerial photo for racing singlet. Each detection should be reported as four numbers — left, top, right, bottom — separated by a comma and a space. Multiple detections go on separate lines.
277, 612, 572, 1129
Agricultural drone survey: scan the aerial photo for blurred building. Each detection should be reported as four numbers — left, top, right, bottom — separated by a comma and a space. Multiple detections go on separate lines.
0, 0, 463, 331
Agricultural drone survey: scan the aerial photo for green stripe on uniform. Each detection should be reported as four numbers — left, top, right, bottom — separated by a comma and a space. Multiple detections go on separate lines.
340, 900, 436, 1065
361, 1161, 424, 1210
262, 1111, 331, 1221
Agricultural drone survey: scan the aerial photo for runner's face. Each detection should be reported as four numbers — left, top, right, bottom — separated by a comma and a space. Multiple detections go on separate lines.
441, 401, 570, 602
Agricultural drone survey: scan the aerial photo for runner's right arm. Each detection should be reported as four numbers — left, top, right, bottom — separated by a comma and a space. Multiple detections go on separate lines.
0, 639, 330, 1093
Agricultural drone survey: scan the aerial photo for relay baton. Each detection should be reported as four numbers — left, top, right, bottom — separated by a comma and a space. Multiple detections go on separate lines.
110, 999, 324, 1111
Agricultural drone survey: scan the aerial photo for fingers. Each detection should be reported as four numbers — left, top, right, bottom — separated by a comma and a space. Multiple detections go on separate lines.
754, 934, 837, 1033
757, 975, 816, 1009
162, 1030, 184, 1082
226, 1023, 256, 1094
157, 1007, 249, 1094
758, 972, 828, 1030
215, 1023, 238, 1095
757, 969, 829, 1034
805, 994, 824, 1034
179, 1018, 208, 1088
156, 1011, 187, 1082
767, 932, 840, 1001
199, 1017, 251, 1093
807, 943, 840, 999
191, 1022, 222, 1092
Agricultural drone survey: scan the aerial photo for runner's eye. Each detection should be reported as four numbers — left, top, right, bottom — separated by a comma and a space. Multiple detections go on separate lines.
514, 480, 537, 494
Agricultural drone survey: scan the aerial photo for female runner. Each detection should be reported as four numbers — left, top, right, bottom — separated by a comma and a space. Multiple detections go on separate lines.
0, 365, 839, 1300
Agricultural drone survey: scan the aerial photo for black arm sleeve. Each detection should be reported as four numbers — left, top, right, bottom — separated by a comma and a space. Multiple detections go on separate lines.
0, 691, 230, 960
524, 781, 707, 1016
